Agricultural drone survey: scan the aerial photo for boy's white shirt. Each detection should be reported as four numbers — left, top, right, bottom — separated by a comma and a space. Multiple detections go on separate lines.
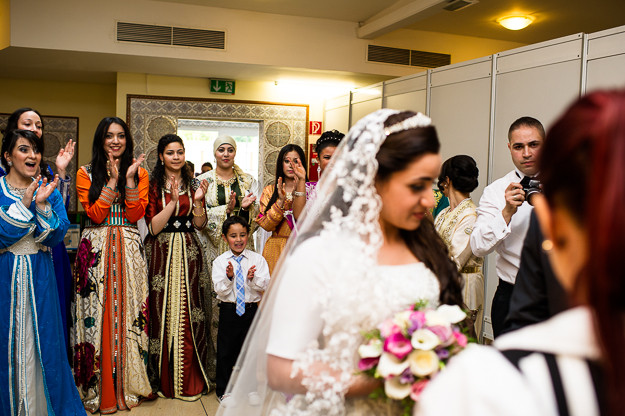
212, 248, 270, 303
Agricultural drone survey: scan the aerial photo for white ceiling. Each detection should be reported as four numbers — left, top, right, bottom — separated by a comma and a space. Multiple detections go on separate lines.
1, 0, 624, 85
155, 0, 625, 44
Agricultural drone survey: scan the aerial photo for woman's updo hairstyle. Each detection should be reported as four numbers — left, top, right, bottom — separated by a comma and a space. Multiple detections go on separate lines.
315, 130, 344, 156
438, 155, 479, 193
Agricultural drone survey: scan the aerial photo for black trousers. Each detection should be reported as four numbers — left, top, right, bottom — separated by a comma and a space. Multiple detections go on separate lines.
216, 302, 258, 397
491, 279, 515, 338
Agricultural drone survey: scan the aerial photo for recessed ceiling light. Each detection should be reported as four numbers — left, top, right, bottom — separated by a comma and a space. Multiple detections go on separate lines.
497, 15, 535, 30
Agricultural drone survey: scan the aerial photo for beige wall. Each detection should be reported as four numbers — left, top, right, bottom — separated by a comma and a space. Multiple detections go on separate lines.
0, 77, 116, 169
0, 0, 9, 50
117, 71, 363, 173
116, 72, 355, 134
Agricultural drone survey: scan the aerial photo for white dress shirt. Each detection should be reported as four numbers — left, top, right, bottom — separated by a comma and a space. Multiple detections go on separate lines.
416, 307, 602, 416
470, 169, 533, 284
212, 248, 270, 303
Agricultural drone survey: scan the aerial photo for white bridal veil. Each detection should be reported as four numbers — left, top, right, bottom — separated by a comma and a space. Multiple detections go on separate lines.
217, 109, 434, 416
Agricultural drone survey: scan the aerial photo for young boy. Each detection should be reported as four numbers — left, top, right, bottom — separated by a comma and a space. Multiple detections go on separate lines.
212, 215, 270, 400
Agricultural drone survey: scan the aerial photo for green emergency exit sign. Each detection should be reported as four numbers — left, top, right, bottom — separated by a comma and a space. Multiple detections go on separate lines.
210, 79, 235, 94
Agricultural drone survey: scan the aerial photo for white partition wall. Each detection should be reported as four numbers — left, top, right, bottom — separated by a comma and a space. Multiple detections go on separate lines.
324, 94, 350, 134
491, 34, 584, 180
429, 57, 493, 203
585, 26, 625, 92
350, 83, 383, 127
323, 23, 625, 341
383, 73, 427, 114
483, 34, 583, 339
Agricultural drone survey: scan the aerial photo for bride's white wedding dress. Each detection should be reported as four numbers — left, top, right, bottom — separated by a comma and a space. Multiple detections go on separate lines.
267, 235, 440, 415
217, 109, 441, 416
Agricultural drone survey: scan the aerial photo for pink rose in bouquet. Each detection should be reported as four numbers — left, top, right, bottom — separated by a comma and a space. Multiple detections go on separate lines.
357, 301, 471, 415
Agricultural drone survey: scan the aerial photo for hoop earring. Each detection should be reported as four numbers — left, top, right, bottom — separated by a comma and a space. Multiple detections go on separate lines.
542, 239, 553, 252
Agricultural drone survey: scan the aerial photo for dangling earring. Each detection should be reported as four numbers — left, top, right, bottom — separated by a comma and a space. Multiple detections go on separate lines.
317, 166, 321, 176
542, 239, 553, 252
7, 161, 12, 167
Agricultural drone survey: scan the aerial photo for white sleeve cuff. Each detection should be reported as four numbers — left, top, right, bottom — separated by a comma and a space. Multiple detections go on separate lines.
9, 200, 34, 222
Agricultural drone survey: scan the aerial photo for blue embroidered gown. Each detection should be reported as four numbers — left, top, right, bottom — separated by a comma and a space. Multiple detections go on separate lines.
0, 177, 85, 416
0, 164, 73, 351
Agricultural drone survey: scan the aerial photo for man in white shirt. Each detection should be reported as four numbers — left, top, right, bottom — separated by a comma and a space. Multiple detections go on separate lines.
470, 116, 544, 338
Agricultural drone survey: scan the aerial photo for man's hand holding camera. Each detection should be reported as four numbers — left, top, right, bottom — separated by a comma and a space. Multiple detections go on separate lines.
503, 177, 542, 225
503, 182, 525, 224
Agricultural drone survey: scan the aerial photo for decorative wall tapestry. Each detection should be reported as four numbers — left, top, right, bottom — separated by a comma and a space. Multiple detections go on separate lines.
0, 113, 79, 212
126, 95, 309, 187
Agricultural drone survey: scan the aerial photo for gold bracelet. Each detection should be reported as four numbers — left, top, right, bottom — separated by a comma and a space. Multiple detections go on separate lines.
192, 203, 205, 217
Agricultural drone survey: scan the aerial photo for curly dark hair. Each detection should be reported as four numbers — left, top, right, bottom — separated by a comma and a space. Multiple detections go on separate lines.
315, 130, 344, 156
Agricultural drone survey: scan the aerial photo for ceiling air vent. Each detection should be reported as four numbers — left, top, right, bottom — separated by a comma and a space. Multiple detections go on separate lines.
443, 0, 479, 12
117, 22, 171, 45
367, 45, 450, 68
367, 45, 410, 66
410, 50, 451, 68
117, 22, 225, 49
173, 27, 225, 49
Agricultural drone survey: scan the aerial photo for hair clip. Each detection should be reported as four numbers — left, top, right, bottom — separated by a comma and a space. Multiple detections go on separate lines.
384, 113, 432, 136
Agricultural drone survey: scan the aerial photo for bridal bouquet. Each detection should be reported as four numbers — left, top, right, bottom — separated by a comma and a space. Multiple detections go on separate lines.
357, 301, 470, 415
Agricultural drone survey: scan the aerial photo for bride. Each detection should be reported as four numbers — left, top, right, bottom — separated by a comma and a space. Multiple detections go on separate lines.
218, 109, 464, 415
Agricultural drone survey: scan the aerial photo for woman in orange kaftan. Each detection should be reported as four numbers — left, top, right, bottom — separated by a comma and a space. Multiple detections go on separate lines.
256, 144, 307, 274
72, 117, 152, 414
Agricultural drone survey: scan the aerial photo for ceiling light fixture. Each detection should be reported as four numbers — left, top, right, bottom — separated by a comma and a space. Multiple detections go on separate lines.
497, 15, 535, 31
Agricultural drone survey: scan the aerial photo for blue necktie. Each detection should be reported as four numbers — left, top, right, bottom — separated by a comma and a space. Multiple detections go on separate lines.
233, 255, 245, 316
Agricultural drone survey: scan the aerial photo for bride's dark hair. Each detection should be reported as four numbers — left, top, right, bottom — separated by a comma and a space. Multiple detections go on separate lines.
377, 111, 464, 307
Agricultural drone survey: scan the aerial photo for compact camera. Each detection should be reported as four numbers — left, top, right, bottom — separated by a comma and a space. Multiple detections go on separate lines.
520, 176, 542, 205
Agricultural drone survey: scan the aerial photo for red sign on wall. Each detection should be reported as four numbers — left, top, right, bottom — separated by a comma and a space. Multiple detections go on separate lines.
309, 143, 319, 182
309, 121, 322, 135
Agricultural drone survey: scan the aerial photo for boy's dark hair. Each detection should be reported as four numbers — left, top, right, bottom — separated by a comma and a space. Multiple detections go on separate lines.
222, 215, 250, 235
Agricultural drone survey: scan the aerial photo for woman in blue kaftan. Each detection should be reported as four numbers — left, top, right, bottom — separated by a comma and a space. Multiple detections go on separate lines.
2, 107, 75, 352
0, 129, 84, 416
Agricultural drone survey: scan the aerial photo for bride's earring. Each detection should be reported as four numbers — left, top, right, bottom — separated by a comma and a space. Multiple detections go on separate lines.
7, 160, 12, 167
317, 166, 321, 176
542, 239, 553, 252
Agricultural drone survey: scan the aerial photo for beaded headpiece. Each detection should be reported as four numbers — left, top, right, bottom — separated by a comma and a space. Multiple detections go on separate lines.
384, 112, 432, 136
314, 130, 344, 152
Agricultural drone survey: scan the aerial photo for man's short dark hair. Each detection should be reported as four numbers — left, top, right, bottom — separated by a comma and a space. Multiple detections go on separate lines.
202, 162, 213, 169
222, 215, 250, 235
508, 116, 545, 141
